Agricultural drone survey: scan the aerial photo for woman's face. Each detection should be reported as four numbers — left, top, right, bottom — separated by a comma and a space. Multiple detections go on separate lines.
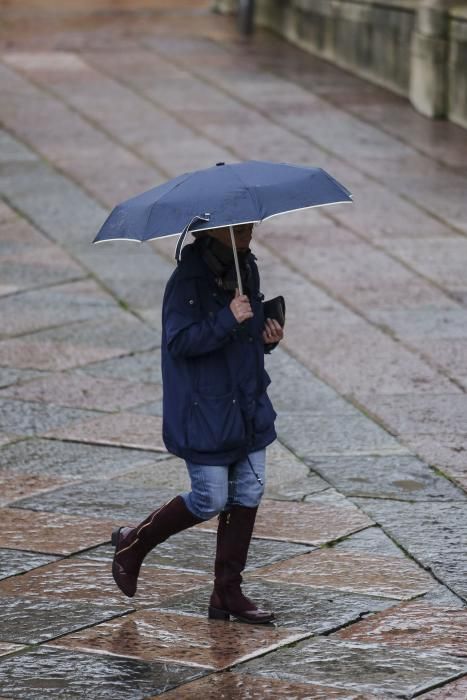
207, 224, 253, 252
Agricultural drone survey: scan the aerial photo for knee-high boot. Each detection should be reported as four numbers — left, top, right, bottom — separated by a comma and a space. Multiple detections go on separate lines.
208, 504, 275, 624
111, 495, 203, 597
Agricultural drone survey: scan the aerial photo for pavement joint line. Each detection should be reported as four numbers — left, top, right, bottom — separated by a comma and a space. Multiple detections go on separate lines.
0, 275, 91, 301
33, 606, 138, 647
0, 317, 103, 343
36, 434, 167, 453
0, 392, 130, 414
142, 36, 467, 240
411, 671, 467, 698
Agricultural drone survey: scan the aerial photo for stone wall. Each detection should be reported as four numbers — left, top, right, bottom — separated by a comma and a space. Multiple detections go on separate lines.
449, 5, 467, 128
216, 0, 467, 128
256, 0, 417, 96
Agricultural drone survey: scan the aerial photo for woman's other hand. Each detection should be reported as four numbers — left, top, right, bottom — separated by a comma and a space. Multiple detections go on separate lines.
230, 287, 254, 323
262, 318, 283, 345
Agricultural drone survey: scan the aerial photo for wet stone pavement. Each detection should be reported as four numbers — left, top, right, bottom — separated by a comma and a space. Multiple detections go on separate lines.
0, 1, 467, 698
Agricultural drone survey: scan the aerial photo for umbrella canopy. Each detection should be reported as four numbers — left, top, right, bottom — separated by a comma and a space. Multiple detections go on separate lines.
93, 160, 352, 294
93, 160, 352, 244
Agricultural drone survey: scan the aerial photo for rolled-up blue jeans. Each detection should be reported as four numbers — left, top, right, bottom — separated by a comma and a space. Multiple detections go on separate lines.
181, 448, 266, 520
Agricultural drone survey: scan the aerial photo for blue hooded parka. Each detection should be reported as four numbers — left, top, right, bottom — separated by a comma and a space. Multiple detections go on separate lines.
161, 237, 278, 465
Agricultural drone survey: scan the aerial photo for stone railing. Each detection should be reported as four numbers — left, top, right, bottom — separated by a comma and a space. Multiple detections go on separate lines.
215, 0, 467, 128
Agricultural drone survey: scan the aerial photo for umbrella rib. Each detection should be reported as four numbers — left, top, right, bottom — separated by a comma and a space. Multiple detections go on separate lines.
141, 171, 193, 240
228, 166, 262, 221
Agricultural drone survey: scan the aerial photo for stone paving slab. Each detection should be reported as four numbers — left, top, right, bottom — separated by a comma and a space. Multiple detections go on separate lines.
0, 150, 108, 253
0, 595, 131, 645
0, 646, 206, 699
13, 480, 179, 521
196, 494, 373, 545
0, 507, 115, 555
43, 411, 166, 452
335, 600, 467, 656
51, 609, 308, 670
0, 437, 162, 480
0, 549, 58, 581
81, 348, 163, 385
0, 398, 100, 437
0, 558, 210, 608
307, 454, 467, 502
283, 317, 456, 397
0, 372, 162, 412
82, 530, 312, 574
264, 347, 357, 415
403, 434, 467, 491
158, 672, 381, 699
161, 578, 396, 634
0, 337, 129, 371
29, 314, 161, 352
266, 228, 450, 314
275, 411, 409, 459
0, 471, 67, 506
112, 456, 191, 492
238, 636, 467, 698
0, 246, 83, 295
0, 279, 117, 338
357, 394, 467, 439
331, 524, 403, 557
251, 548, 435, 599
353, 498, 467, 601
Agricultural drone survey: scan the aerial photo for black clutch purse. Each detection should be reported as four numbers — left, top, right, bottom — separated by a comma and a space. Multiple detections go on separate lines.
262, 295, 286, 327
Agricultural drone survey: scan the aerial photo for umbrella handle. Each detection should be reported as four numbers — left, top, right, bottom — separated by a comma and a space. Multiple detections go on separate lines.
229, 226, 243, 296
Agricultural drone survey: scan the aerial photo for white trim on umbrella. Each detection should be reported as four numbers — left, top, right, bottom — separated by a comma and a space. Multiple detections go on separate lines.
92, 198, 353, 244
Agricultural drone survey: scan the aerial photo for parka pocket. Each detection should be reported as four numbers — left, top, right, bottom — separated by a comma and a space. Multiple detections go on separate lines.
253, 392, 277, 434
186, 391, 246, 453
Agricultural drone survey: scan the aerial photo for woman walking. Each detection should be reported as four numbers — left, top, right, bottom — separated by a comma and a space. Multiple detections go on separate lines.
111, 223, 284, 624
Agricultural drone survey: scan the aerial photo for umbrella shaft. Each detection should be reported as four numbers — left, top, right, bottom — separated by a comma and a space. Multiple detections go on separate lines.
229, 226, 243, 296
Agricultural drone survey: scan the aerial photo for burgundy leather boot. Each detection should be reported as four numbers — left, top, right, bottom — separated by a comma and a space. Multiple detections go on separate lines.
208, 504, 275, 624
111, 495, 203, 597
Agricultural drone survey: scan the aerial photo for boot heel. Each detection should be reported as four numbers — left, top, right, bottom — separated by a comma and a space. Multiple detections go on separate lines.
208, 606, 230, 620
111, 528, 121, 547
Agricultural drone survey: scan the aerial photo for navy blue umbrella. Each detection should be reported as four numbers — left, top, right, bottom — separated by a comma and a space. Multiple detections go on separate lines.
93, 160, 352, 294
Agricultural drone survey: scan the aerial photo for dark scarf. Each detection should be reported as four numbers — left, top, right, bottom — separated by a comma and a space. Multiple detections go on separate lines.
196, 235, 252, 294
